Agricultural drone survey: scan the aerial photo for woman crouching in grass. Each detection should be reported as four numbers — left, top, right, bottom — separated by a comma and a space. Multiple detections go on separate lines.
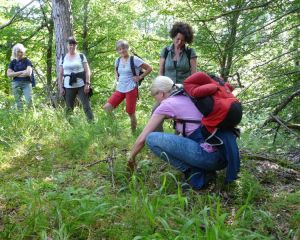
128, 76, 240, 190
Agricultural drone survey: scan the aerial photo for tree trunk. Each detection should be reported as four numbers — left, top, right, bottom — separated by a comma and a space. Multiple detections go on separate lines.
82, 0, 90, 57
4, 42, 13, 96
52, 0, 73, 77
46, 19, 54, 88
220, 4, 242, 81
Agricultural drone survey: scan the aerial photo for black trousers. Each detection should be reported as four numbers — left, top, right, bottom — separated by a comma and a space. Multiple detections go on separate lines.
65, 86, 94, 121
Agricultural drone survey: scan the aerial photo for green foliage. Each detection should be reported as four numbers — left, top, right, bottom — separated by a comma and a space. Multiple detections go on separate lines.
0, 0, 299, 239
0, 107, 298, 239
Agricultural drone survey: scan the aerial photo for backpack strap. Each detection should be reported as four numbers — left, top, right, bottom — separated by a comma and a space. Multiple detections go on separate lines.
185, 47, 192, 61
163, 46, 170, 75
170, 88, 185, 97
163, 46, 192, 74
208, 73, 225, 86
174, 118, 200, 137
163, 46, 169, 59
61, 54, 65, 65
130, 56, 140, 91
79, 53, 84, 63
10, 59, 17, 70
185, 47, 192, 69
116, 57, 121, 77
130, 56, 137, 76
61, 53, 84, 65
169, 89, 199, 137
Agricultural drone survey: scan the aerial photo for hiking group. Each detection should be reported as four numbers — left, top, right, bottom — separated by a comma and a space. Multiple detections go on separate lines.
7, 22, 242, 191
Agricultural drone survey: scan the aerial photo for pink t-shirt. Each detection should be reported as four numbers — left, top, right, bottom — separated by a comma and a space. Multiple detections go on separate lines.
153, 95, 203, 136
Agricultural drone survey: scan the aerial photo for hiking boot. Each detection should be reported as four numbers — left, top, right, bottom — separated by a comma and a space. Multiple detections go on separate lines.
183, 168, 205, 190
183, 169, 217, 191
205, 171, 217, 185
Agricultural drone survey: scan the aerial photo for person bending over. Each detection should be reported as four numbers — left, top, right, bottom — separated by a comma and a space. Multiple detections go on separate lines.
128, 76, 240, 190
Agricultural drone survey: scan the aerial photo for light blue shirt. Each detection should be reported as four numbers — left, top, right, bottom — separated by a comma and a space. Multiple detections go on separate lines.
115, 56, 144, 93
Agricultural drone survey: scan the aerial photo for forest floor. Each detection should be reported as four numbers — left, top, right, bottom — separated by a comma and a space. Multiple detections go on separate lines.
0, 107, 299, 239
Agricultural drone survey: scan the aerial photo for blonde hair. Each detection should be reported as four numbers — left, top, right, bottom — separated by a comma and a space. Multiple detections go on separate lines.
116, 39, 129, 50
151, 76, 175, 96
11, 43, 26, 60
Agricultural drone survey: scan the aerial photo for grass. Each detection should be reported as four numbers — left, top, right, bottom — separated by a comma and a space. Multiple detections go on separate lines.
0, 102, 299, 239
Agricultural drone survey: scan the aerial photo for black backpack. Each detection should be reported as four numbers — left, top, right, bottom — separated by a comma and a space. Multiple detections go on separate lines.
162, 46, 192, 75
61, 53, 84, 65
116, 56, 145, 86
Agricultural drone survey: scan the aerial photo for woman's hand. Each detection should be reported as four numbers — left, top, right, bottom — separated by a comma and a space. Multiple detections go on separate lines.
59, 86, 65, 96
133, 75, 142, 83
84, 84, 90, 94
7, 69, 22, 78
129, 114, 165, 171
114, 80, 118, 88
127, 157, 137, 172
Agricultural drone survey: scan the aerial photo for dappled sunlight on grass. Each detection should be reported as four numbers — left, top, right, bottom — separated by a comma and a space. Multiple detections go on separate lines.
0, 107, 299, 239
0, 162, 11, 171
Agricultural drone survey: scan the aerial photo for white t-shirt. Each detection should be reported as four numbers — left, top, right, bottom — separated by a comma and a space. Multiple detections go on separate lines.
115, 56, 144, 93
60, 53, 87, 88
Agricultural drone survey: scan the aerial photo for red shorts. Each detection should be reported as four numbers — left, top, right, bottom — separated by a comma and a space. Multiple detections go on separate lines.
107, 88, 138, 114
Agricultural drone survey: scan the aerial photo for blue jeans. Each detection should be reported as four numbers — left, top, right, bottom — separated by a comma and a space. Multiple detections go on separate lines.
146, 131, 227, 189
12, 81, 33, 110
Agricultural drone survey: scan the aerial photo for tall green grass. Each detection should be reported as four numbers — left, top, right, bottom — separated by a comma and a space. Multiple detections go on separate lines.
0, 105, 299, 239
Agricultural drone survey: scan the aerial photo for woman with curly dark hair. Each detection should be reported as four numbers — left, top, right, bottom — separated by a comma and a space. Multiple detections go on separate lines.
153, 22, 197, 132
159, 22, 197, 84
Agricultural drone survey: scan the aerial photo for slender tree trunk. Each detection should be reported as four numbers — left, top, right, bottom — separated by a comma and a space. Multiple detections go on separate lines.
82, 0, 90, 57
46, 19, 54, 88
52, 0, 73, 77
4, 42, 13, 96
294, 12, 300, 81
220, 4, 242, 81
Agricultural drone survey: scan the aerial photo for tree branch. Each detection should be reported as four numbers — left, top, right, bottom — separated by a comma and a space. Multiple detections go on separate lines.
263, 89, 300, 126
269, 114, 300, 138
185, 1, 224, 63
223, 7, 300, 65
237, 70, 300, 97
243, 84, 300, 105
249, 48, 298, 70
0, 0, 35, 30
190, 0, 273, 22
86, 37, 107, 50
21, 22, 47, 44
234, 7, 300, 45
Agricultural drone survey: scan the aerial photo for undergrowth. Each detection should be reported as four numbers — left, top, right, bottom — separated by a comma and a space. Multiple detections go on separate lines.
0, 105, 299, 239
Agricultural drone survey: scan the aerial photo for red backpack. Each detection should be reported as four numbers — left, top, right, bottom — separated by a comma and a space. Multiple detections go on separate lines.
184, 72, 242, 135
